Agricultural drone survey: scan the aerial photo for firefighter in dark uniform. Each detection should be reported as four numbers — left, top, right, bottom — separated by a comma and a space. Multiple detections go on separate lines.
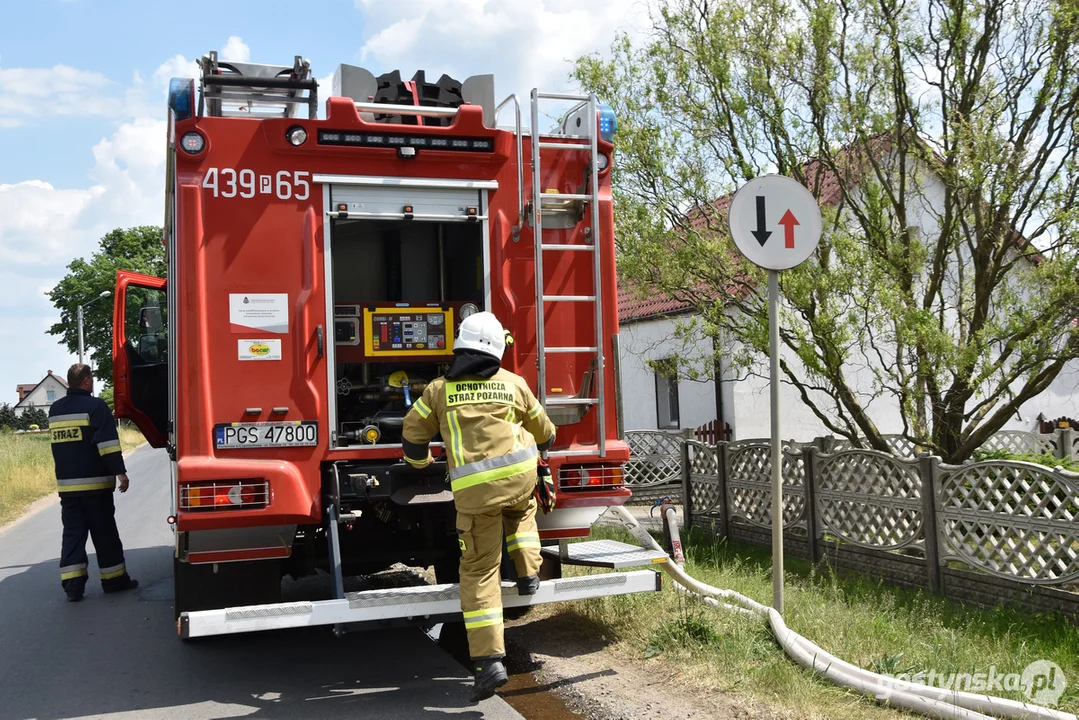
402, 312, 556, 702
49, 364, 138, 602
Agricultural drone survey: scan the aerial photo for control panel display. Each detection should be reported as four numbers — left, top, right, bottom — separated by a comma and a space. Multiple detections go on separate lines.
363, 307, 454, 358
334, 317, 359, 346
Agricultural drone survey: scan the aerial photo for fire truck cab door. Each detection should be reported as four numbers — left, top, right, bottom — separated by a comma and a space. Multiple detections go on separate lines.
113, 270, 168, 448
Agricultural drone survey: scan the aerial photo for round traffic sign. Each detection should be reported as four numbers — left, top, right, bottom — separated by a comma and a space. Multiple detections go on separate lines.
728, 175, 822, 270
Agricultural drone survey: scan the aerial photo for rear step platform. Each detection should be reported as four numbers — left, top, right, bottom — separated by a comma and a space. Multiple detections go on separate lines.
180, 569, 661, 639
542, 539, 670, 569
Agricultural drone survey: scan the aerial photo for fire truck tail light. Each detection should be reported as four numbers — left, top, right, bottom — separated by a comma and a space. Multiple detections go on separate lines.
597, 103, 618, 143
597, 153, 610, 171
558, 465, 624, 489
180, 480, 269, 511
180, 132, 205, 155
286, 126, 308, 146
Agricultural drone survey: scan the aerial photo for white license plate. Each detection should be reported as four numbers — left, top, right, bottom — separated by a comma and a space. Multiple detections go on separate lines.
214, 421, 318, 449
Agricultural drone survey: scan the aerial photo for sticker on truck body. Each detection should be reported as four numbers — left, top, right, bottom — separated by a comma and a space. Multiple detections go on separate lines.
238, 339, 282, 361
229, 294, 289, 334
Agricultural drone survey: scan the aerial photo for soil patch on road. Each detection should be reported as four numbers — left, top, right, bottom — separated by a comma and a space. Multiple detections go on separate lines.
505, 612, 785, 720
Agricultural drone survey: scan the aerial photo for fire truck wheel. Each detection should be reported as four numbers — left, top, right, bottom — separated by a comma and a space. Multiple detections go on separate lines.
173, 557, 283, 623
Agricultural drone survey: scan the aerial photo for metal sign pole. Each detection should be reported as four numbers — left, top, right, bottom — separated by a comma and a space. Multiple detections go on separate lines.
727, 173, 821, 616
768, 269, 784, 613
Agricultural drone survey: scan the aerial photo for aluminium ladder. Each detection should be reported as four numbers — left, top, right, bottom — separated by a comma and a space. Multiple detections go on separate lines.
198, 51, 318, 119
529, 90, 607, 458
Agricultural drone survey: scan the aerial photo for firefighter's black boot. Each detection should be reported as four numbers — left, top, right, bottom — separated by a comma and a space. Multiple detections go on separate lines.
102, 575, 139, 594
469, 658, 508, 702
64, 578, 86, 603
516, 574, 539, 596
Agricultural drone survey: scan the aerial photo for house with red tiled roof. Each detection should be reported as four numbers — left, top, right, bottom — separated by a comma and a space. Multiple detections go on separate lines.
615, 146, 1079, 439
13, 371, 68, 417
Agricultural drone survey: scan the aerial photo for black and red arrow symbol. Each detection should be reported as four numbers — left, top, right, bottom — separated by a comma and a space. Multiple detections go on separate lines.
752, 196, 799, 248
752, 196, 771, 246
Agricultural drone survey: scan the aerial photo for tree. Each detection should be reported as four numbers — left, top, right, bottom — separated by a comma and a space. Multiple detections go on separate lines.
575, 0, 1079, 463
0, 403, 17, 432
47, 227, 165, 384
18, 405, 49, 431
98, 386, 114, 411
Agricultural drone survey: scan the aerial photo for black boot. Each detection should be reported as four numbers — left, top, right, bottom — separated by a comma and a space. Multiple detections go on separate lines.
469, 658, 508, 702
102, 575, 139, 594
516, 574, 539, 596
64, 578, 86, 603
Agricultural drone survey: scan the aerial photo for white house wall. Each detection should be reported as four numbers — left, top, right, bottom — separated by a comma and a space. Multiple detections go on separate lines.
14, 376, 67, 416
620, 315, 1078, 441
618, 317, 723, 432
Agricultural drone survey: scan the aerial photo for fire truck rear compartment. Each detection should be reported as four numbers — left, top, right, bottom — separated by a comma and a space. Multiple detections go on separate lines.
329, 217, 483, 447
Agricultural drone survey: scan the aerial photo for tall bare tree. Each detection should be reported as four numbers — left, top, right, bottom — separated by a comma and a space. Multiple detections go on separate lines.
575, 0, 1079, 462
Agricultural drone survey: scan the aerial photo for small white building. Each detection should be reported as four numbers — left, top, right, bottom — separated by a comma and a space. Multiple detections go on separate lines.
14, 371, 67, 417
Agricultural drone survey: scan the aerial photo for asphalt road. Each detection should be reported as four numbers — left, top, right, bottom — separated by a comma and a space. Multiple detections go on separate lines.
0, 445, 523, 720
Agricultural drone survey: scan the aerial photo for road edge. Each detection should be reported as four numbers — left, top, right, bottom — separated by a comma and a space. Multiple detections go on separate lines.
0, 443, 149, 538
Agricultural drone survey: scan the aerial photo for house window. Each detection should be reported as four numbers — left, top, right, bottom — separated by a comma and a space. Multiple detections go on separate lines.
46, 390, 55, 403
654, 359, 680, 429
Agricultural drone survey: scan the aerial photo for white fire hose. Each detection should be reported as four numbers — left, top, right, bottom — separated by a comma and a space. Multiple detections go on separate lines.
609, 504, 1076, 720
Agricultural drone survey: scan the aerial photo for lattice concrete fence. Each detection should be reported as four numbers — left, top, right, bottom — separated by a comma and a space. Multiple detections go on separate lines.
624, 430, 688, 505
677, 434, 1079, 621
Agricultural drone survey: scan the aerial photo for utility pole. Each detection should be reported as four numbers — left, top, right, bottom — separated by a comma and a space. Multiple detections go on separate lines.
77, 305, 85, 364
76, 290, 112, 366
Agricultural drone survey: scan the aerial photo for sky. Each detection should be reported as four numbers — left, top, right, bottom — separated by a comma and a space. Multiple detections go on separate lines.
0, 0, 651, 404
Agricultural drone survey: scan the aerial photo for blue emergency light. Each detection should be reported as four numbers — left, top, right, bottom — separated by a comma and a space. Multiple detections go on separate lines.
168, 78, 195, 121
597, 103, 618, 143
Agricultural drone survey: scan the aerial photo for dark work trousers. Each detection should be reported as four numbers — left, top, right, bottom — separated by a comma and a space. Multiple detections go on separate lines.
59, 493, 129, 593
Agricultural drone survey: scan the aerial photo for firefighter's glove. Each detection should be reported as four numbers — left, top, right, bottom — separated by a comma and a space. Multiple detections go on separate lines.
535, 459, 556, 514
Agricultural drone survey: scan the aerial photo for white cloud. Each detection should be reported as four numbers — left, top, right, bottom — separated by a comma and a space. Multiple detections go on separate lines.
154, 54, 201, 87
0, 181, 105, 264
0, 64, 121, 120
353, 0, 651, 102
221, 36, 252, 63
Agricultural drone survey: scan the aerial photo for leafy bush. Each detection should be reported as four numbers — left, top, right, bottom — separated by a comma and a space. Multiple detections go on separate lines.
973, 448, 1079, 472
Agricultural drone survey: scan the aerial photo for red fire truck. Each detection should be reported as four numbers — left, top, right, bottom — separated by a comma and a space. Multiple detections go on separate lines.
111, 51, 664, 639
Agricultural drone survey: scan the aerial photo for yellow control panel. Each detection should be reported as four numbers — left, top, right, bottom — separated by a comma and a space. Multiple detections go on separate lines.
363, 307, 455, 359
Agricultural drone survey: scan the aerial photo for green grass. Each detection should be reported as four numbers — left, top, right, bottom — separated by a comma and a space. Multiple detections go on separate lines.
0, 433, 55, 527
0, 425, 145, 527
118, 424, 146, 453
555, 525, 1079, 719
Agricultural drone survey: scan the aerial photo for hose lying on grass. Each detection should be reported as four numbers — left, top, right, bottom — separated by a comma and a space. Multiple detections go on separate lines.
608, 505, 1076, 720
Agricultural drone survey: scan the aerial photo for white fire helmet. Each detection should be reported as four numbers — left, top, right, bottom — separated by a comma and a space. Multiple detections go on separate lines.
454, 311, 506, 360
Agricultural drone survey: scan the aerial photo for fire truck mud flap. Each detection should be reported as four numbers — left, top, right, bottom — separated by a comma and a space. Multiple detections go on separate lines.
179, 569, 661, 639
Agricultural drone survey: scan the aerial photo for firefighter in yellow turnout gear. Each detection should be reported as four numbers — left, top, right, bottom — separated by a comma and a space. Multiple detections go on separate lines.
402, 312, 556, 702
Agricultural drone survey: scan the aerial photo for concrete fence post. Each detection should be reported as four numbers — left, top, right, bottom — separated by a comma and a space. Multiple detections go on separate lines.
1058, 427, 1075, 462
716, 441, 730, 539
680, 437, 693, 529
919, 455, 944, 593
802, 445, 821, 564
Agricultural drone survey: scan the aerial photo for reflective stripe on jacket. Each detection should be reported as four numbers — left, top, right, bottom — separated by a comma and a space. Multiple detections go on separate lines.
402, 368, 556, 513
48, 388, 126, 495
